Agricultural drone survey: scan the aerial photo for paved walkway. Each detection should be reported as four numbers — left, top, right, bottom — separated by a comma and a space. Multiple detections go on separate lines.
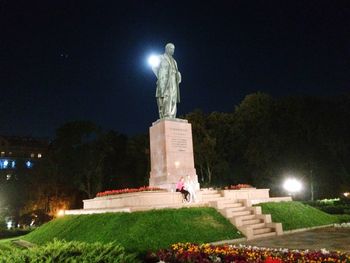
238, 227, 350, 252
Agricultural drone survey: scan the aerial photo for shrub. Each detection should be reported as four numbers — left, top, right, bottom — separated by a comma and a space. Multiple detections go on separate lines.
0, 239, 139, 263
318, 206, 345, 214
303, 200, 350, 215
0, 217, 6, 231
0, 229, 32, 239
336, 214, 350, 223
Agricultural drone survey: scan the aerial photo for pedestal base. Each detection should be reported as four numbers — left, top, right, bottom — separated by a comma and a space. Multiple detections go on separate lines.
149, 118, 199, 191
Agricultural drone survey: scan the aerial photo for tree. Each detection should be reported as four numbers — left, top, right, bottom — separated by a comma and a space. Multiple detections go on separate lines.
184, 110, 218, 186
232, 92, 277, 187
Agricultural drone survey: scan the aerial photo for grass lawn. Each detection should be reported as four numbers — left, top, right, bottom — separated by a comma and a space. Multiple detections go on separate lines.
23, 207, 242, 253
259, 201, 350, 231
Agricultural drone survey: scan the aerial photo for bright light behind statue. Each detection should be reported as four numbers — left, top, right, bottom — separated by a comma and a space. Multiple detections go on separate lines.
148, 54, 160, 68
283, 178, 302, 193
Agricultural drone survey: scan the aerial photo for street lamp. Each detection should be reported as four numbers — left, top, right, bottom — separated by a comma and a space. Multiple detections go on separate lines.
283, 178, 302, 195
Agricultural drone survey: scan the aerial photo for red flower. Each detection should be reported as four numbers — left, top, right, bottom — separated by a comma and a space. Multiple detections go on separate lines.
96, 186, 165, 197
265, 257, 282, 263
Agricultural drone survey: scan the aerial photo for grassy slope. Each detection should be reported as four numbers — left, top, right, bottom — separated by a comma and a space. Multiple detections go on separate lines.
259, 201, 350, 230
21, 202, 350, 253
23, 207, 241, 253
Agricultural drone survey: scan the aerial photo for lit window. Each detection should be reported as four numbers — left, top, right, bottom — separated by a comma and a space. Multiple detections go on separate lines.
9, 152, 12, 155
1, 152, 4, 156
3, 160, 8, 168
26, 160, 33, 168
30, 153, 35, 158
11, 161, 16, 168
38, 153, 42, 158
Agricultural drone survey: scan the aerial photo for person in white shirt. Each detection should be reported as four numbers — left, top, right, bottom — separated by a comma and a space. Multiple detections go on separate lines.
184, 175, 197, 203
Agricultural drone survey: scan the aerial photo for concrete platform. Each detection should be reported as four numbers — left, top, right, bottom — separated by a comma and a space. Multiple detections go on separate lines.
65, 188, 291, 215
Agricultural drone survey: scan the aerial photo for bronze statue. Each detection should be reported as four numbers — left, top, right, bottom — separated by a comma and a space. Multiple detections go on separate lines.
151, 43, 181, 119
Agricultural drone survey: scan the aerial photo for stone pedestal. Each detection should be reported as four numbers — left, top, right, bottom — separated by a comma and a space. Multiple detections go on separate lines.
149, 118, 199, 190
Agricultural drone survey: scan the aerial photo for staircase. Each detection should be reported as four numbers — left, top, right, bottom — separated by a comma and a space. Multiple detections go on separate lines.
200, 189, 283, 240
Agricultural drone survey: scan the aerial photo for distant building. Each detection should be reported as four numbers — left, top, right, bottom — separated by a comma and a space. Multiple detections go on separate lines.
0, 136, 49, 180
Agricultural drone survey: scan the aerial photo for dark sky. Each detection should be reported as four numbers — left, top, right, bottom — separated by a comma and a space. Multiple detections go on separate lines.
1, 1, 349, 138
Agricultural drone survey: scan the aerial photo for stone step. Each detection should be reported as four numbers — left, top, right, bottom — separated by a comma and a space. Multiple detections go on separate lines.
203, 198, 226, 204
242, 218, 265, 226
221, 204, 243, 211
245, 222, 266, 229
215, 198, 239, 204
251, 231, 277, 239
223, 206, 246, 213
228, 209, 252, 218
235, 214, 256, 221
242, 219, 263, 226
253, 227, 274, 235
213, 200, 243, 209
223, 204, 244, 210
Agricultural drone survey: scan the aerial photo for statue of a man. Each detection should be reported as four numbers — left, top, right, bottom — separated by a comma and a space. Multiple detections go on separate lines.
152, 43, 181, 119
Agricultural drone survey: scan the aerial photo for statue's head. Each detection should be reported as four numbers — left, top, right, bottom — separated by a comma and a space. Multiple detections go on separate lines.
165, 43, 175, 56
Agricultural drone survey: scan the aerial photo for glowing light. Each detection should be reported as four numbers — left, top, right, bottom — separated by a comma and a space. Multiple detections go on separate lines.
174, 161, 180, 168
57, 210, 65, 217
344, 192, 350, 197
283, 178, 302, 193
3, 160, 8, 168
148, 55, 160, 67
26, 161, 32, 168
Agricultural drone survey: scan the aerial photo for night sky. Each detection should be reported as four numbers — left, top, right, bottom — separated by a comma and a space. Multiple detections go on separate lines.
1, 1, 349, 138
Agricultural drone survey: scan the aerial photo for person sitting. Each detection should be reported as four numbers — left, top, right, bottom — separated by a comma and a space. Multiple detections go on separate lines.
176, 177, 189, 202
185, 175, 197, 203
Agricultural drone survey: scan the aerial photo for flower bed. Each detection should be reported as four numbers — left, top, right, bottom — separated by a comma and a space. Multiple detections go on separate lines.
225, 184, 254, 190
156, 243, 350, 262
96, 186, 165, 197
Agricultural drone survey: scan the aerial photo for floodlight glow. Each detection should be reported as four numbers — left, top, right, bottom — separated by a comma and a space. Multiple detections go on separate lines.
57, 209, 65, 217
283, 178, 302, 193
148, 55, 160, 67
